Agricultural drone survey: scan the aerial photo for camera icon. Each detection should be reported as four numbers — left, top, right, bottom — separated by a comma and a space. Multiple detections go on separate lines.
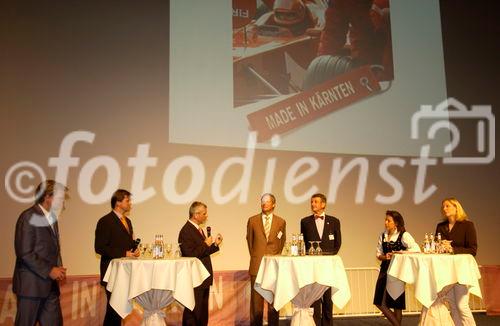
411, 97, 495, 164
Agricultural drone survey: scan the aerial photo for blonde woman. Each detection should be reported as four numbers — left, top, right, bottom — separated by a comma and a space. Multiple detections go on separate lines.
435, 197, 478, 325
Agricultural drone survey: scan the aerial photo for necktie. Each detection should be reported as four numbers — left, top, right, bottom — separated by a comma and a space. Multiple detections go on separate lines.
264, 215, 271, 239
55, 224, 63, 266
199, 227, 206, 239
50, 213, 63, 266
120, 216, 130, 233
48, 212, 58, 235
315, 215, 324, 220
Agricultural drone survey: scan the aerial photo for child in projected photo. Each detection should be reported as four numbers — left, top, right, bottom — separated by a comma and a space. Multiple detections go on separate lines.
373, 210, 420, 326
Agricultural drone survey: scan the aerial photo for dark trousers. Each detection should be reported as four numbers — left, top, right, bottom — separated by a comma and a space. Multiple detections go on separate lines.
250, 276, 279, 326
182, 287, 209, 326
15, 289, 62, 326
312, 287, 333, 326
103, 289, 122, 326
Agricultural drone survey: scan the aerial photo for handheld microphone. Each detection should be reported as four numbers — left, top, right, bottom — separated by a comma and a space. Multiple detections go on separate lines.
132, 238, 141, 251
206, 226, 211, 237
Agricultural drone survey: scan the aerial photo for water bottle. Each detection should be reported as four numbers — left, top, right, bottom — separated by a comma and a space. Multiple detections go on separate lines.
436, 232, 442, 253
424, 233, 430, 253
430, 233, 436, 253
159, 234, 164, 259
298, 233, 306, 256
290, 234, 299, 256
153, 235, 158, 259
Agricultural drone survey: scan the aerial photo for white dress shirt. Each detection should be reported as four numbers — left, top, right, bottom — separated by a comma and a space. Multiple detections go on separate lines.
39, 204, 56, 233
314, 212, 326, 238
376, 230, 421, 257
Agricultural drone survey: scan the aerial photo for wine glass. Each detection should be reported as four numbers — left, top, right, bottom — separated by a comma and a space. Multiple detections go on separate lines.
145, 243, 153, 258
174, 243, 182, 258
138, 243, 145, 258
315, 241, 322, 255
308, 241, 315, 255
282, 241, 291, 256
165, 243, 172, 258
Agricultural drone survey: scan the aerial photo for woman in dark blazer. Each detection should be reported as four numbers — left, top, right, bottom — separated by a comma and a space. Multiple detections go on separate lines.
435, 197, 478, 325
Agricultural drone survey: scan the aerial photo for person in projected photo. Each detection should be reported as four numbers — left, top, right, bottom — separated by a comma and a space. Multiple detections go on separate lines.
13, 180, 69, 326
95, 189, 139, 326
435, 197, 478, 325
257, 0, 317, 36
373, 210, 420, 326
246, 193, 286, 326
317, 0, 394, 80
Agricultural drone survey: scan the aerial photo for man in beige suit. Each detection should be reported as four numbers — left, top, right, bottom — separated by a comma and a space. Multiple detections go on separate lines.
246, 193, 286, 326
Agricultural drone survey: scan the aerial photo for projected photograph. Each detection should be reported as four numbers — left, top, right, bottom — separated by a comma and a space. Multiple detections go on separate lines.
232, 0, 394, 108
169, 0, 450, 156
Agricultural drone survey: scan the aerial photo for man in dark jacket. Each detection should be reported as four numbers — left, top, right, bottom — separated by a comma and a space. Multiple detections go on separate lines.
300, 193, 342, 326
13, 180, 68, 326
95, 189, 139, 326
178, 201, 223, 326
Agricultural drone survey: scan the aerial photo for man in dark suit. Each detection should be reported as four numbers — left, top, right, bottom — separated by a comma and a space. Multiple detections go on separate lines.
300, 193, 342, 326
246, 193, 286, 326
178, 201, 223, 326
13, 180, 68, 326
95, 189, 139, 326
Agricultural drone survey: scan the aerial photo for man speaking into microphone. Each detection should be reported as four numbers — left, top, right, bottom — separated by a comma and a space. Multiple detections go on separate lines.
178, 201, 223, 326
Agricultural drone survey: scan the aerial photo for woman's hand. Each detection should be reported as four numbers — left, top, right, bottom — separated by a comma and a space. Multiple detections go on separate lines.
378, 253, 393, 261
441, 240, 453, 253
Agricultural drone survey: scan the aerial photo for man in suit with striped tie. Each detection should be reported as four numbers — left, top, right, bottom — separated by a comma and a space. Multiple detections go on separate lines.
246, 193, 286, 326
95, 189, 139, 326
300, 193, 342, 326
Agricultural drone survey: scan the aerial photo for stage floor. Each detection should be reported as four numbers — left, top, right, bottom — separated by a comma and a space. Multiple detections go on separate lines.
272, 312, 500, 325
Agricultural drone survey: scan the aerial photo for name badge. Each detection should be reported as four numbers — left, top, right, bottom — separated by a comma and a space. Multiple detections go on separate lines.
277, 231, 283, 239
329, 234, 335, 240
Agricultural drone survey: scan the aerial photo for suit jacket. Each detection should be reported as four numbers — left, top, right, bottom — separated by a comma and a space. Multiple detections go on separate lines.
13, 205, 62, 297
95, 211, 135, 285
246, 213, 286, 276
178, 221, 220, 289
435, 220, 477, 256
300, 214, 341, 255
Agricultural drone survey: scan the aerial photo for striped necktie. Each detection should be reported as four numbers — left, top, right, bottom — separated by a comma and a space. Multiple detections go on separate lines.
264, 215, 271, 239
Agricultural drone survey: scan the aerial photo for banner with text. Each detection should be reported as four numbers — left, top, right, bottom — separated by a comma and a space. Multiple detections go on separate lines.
0, 271, 250, 326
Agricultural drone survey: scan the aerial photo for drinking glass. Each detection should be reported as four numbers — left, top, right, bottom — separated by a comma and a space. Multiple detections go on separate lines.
174, 243, 182, 258
315, 241, 322, 255
282, 242, 291, 256
308, 241, 315, 255
145, 243, 153, 258
138, 243, 145, 258
165, 243, 172, 258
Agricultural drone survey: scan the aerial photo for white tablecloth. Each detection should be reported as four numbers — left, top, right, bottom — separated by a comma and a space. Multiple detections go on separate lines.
103, 257, 210, 325
254, 255, 351, 325
386, 253, 482, 308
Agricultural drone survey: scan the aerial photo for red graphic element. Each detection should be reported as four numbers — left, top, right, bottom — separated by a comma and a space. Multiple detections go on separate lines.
247, 65, 381, 142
